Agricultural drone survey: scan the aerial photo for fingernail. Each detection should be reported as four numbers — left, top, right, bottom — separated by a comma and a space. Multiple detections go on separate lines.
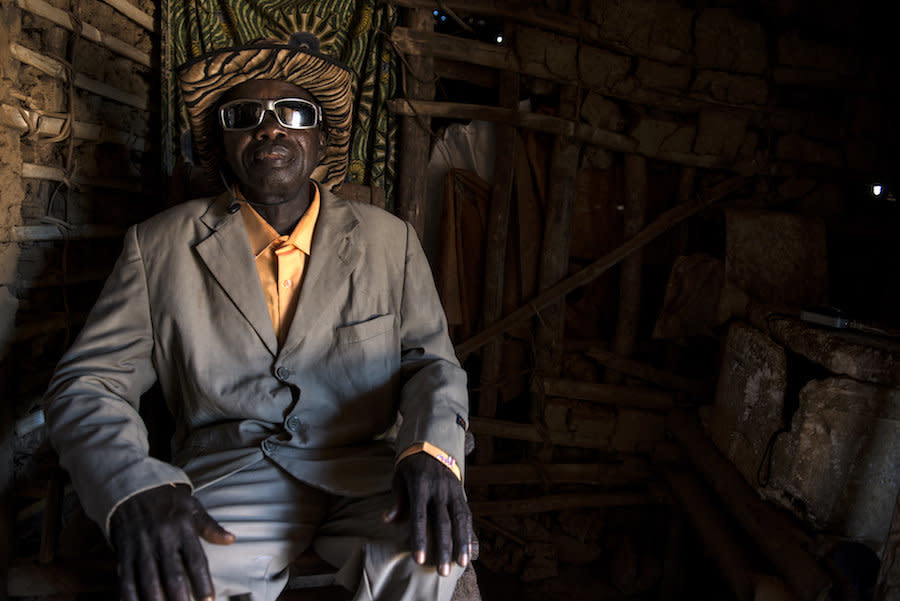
439, 562, 450, 577
459, 553, 469, 567
415, 550, 426, 565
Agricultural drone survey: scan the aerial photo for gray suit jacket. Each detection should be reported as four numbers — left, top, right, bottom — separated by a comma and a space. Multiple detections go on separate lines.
44, 187, 468, 535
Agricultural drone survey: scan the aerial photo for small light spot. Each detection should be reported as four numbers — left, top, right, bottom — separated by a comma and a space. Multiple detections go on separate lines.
872, 184, 883, 196
433, 9, 438, 16
496, 34, 504, 44
616, 204, 625, 211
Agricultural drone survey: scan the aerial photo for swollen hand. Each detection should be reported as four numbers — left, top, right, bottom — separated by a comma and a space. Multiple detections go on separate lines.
110, 483, 234, 601
383, 453, 472, 577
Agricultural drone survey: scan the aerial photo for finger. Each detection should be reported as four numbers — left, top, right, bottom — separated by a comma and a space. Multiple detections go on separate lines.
410, 481, 429, 565
431, 500, 453, 577
160, 549, 192, 601
382, 496, 401, 523
135, 548, 166, 601
451, 499, 472, 567
181, 529, 216, 601
193, 507, 235, 546
118, 555, 139, 601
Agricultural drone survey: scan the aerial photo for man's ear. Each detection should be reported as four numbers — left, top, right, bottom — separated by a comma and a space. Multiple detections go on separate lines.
318, 128, 327, 152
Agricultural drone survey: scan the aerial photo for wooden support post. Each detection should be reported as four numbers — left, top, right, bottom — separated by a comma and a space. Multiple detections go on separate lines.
530, 85, 579, 436
607, 154, 647, 383
476, 69, 518, 466
667, 410, 832, 601
875, 487, 900, 601
395, 9, 434, 238
455, 176, 750, 359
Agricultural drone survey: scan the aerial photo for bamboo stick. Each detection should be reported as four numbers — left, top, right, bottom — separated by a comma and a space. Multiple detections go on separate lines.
22, 162, 143, 192
667, 410, 832, 601
10, 43, 148, 109
540, 378, 674, 411
10, 224, 124, 242
388, 98, 639, 154
476, 69, 518, 466
0, 103, 147, 150
15, 0, 151, 68
455, 176, 751, 359
99, 0, 154, 31
466, 461, 652, 487
581, 346, 706, 395
469, 491, 660, 516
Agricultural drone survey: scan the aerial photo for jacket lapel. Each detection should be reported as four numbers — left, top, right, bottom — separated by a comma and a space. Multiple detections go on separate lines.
195, 193, 279, 356
280, 188, 361, 355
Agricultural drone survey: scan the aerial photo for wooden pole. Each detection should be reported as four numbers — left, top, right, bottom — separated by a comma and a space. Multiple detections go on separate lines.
530, 84, 579, 439
99, 0, 154, 31
667, 410, 832, 601
580, 346, 705, 395
14, 0, 151, 67
395, 8, 434, 238
607, 154, 648, 384
455, 176, 750, 359
875, 487, 900, 601
476, 69, 518, 465
0, 103, 147, 150
22, 162, 144, 192
539, 377, 674, 411
10, 43, 148, 109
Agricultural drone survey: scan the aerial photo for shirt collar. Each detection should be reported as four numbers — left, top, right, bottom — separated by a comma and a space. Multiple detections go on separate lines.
239, 184, 320, 258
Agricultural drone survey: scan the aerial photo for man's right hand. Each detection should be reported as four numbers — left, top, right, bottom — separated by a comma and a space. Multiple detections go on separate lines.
110, 483, 235, 601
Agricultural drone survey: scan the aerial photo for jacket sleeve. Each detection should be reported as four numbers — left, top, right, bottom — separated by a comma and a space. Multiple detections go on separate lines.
44, 225, 191, 537
394, 221, 469, 481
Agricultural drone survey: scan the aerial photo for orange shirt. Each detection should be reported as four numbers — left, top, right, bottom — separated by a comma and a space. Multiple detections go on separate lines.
238, 187, 461, 481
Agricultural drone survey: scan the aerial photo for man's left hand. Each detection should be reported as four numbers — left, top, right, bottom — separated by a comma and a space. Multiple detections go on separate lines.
383, 452, 472, 576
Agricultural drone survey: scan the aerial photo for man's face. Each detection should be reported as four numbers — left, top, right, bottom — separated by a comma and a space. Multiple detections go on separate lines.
220, 79, 326, 201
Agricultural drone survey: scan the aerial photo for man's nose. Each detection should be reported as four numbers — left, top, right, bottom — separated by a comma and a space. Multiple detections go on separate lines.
254, 109, 285, 138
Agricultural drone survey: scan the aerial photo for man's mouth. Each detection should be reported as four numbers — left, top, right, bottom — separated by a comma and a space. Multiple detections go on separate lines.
252, 144, 292, 162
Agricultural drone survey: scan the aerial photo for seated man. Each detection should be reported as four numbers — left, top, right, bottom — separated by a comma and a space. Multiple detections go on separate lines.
44, 33, 471, 601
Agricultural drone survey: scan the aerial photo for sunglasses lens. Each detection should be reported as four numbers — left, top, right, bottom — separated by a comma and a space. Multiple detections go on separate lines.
274, 100, 318, 128
221, 101, 264, 130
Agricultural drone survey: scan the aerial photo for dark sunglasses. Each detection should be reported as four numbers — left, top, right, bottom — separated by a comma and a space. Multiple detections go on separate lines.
219, 97, 322, 131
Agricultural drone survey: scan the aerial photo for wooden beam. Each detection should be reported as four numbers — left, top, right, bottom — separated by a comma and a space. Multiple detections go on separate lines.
476, 69, 518, 466
99, 0, 154, 31
667, 410, 832, 601
470, 416, 608, 449
0, 104, 147, 150
539, 377, 674, 411
387, 98, 732, 170
455, 176, 751, 359
14, 0, 151, 67
466, 460, 652, 487
395, 8, 434, 239
9, 224, 123, 242
469, 491, 661, 516
607, 154, 647, 384
10, 43, 149, 110
574, 346, 706, 395
22, 162, 144, 192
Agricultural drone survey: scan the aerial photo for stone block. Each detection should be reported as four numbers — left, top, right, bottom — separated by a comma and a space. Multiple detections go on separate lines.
694, 109, 749, 160
653, 254, 725, 339
767, 377, 900, 550
630, 118, 694, 156
695, 8, 767, 74
775, 133, 843, 168
709, 321, 787, 486
515, 27, 578, 81
692, 70, 768, 105
579, 45, 632, 90
581, 91, 625, 131
635, 58, 691, 91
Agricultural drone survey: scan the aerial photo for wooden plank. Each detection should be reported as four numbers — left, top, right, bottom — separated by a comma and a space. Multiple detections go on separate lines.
476, 69, 518, 466
580, 346, 706, 395
606, 154, 647, 384
99, 0, 154, 31
15, 0, 151, 67
1, 104, 147, 150
10, 43, 148, 109
540, 378, 674, 411
22, 162, 144, 192
466, 460, 652, 487
469, 492, 661, 516
455, 176, 751, 359
667, 410, 832, 601
395, 9, 433, 239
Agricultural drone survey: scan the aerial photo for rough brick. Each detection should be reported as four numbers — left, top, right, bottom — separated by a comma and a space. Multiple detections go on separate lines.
579, 45, 632, 90
515, 27, 578, 81
694, 109, 749, 160
581, 91, 626, 131
630, 118, 694, 156
695, 8, 767, 74
635, 58, 691, 91
588, 0, 694, 61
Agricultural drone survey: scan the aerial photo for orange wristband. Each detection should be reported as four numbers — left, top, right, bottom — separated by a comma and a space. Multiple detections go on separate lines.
396, 442, 461, 481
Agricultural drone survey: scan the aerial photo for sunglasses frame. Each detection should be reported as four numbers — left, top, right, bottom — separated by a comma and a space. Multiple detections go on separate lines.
219, 97, 323, 131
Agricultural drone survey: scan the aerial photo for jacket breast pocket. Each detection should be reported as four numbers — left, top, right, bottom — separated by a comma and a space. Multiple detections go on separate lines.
333, 314, 399, 396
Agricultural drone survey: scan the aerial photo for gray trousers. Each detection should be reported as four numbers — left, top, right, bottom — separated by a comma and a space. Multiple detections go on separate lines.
194, 457, 464, 601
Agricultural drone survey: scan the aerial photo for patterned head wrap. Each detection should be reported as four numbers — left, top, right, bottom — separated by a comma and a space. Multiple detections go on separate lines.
177, 33, 353, 190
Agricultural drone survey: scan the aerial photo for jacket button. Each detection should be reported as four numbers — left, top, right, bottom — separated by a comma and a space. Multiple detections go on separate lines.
286, 415, 301, 432
262, 440, 273, 454
275, 366, 291, 381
